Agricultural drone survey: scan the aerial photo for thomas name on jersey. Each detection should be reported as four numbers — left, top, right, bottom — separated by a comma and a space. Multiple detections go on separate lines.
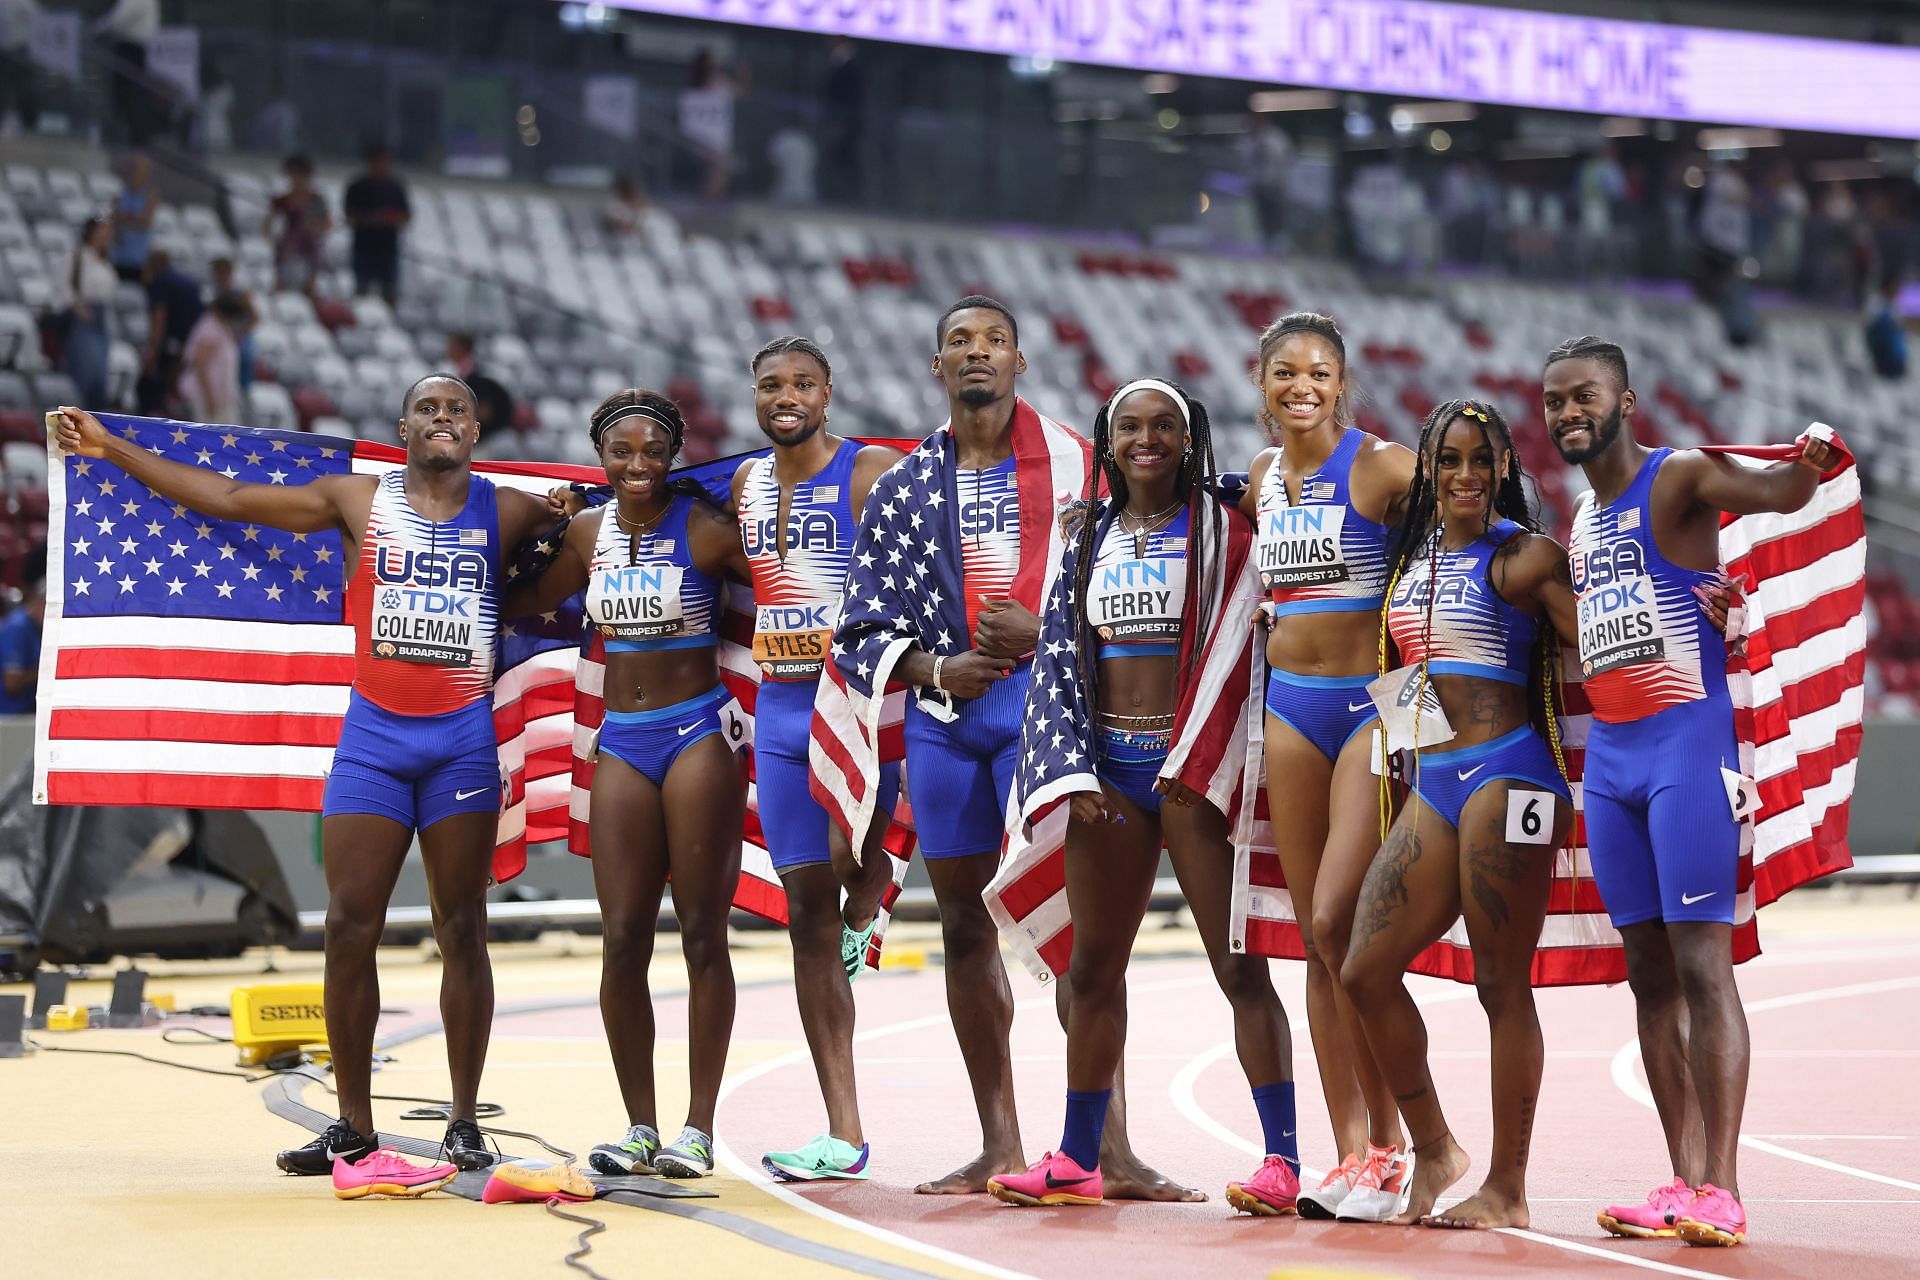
1258, 505, 1348, 587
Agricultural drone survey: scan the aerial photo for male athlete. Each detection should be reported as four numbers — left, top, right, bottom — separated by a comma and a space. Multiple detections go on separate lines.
1542, 337, 1835, 1247
731, 336, 904, 1180
823, 297, 1193, 1198
56, 380, 560, 1188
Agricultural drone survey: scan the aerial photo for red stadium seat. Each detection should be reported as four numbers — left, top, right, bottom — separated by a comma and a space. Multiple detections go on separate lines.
1053, 316, 1089, 348
290, 387, 336, 432
312, 297, 355, 332
0, 410, 39, 444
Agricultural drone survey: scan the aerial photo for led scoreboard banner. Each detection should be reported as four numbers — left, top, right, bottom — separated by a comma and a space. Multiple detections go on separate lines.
586, 0, 1920, 140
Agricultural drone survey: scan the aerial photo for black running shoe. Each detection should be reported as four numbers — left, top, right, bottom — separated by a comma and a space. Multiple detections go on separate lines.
441, 1117, 495, 1171
277, 1118, 376, 1176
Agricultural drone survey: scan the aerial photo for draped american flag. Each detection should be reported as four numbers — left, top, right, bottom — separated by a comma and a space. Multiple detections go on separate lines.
984, 492, 1283, 982
811, 399, 1088, 866
36, 415, 917, 946
983, 435, 1862, 988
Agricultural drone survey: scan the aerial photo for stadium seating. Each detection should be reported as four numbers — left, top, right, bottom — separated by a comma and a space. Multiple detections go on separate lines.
0, 152, 1911, 704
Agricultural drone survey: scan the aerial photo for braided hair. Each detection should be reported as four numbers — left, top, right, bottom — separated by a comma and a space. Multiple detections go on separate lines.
587, 388, 721, 562
1374, 399, 1570, 837
749, 335, 832, 382
1251, 310, 1356, 434
1070, 379, 1220, 736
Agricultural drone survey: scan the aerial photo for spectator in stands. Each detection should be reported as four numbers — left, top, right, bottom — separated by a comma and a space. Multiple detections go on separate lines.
253, 77, 300, 154
92, 0, 159, 145
207, 256, 256, 397
444, 331, 514, 435
0, 580, 44, 716
344, 144, 410, 305
56, 216, 117, 410
176, 292, 249, 425
678, 49, 742, 199
264, 153, 330, 295
0, 0, 41, 137
111, 152, 160, 283
818, 36, 866, 202
1239, 112, 1294, 249
1755, 160, 1808, 286
1865, 281, 1910, 381
138, 248, 201, 416
768, 126, 817, 205
601, 173, 649, 240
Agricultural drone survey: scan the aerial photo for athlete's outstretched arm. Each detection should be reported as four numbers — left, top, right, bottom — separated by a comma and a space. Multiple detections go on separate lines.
1669, 435, 1837, 517
502, 511, 593, 619
688, 498, 751, 582
1491, 531, 1578, 645
53, 406, 354, 534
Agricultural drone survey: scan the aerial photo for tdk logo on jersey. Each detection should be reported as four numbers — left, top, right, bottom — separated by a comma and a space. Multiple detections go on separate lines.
743, 510, 839, 558
757, 604, 834, 631
375, 546, 489, 591
1569, 539, 1645, 593
380, 586, 473, 618
959, 495, 1018, 538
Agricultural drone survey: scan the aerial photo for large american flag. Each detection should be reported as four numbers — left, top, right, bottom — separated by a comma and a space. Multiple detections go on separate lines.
35, 414, 917, 944
981, 437, 1862, 987
810, 399, 1088, 857
984, 491, 1282, 982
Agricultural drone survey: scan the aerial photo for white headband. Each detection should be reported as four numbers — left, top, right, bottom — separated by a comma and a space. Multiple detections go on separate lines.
1105, 378, 1190, 427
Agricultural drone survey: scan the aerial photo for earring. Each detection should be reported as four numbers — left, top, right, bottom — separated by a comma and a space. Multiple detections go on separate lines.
822, 412, 830, 423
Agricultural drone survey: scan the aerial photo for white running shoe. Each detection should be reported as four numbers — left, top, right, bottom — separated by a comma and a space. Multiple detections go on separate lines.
1334, 1144, 1413, 1223
1297, 1150, 1366, 1220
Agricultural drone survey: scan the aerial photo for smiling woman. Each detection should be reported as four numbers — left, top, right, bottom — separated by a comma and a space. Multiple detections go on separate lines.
502, 387, 754, 1182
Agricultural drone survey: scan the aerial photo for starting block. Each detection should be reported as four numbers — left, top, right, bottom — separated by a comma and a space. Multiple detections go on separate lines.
230, 983, 328, 1066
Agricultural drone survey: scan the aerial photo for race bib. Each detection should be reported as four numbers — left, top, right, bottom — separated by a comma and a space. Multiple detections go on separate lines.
1258, 505, 1348, 589
1087, 556, 1186, 645
751, 602, 834, 678
592, 563, 687, 640
720, 696, 753, 752
370, 583, 481, 666
1367, 662, 1455, 752
1575, 573, 1666, 676
1720, 765, 1759, 823
1506, 789, 1557, 845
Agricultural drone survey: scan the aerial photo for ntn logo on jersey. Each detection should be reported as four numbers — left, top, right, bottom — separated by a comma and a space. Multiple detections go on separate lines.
743, 509, 840, 558
596, 564, 677, 595
374, 545, 489, 591
1097, 559, 1174, 591
1569, 538, 1645, 592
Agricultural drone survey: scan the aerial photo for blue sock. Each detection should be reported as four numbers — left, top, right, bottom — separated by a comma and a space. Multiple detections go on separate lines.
1059, 1088, 1111, 1170
1251, 1082, 1299, 1174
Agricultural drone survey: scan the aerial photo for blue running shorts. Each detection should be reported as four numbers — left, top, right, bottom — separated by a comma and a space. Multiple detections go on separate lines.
323, 691, 502, 830
1264, 668, 1379, 763
903, 661, 1031, 859
755, 677, 900, 872
1408, 724, 1569, 831
596, 686, 730, 787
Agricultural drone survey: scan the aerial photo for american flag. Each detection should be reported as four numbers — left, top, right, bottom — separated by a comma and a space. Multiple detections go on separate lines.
983, 436, 1862, 988
36, 414, 918, 946
985, 492, 1283, 982
811, 398, 1088, 861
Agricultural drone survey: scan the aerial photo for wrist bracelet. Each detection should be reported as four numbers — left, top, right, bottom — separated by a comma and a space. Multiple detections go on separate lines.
932, 654, 946, 690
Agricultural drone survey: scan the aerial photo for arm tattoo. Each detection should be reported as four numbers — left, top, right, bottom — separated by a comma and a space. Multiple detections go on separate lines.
1351, 824, 1422, 952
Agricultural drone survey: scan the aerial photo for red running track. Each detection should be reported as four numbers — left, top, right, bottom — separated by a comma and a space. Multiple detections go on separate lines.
505, 931, 1920, 1280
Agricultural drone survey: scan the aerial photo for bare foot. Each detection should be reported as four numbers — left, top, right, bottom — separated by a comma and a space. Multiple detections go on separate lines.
1391, 1136, 1470, 1225
915, 1151, 1024, 1195
1101, 1155, 1208, 1203
1424, 1182, 1529, 1230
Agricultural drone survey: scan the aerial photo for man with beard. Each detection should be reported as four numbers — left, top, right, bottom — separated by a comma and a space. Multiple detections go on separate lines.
730, 336, 904, 1181
1542, 337, 1836, 1248
821, 297, 1198, 1200
54, 378, 559, 1190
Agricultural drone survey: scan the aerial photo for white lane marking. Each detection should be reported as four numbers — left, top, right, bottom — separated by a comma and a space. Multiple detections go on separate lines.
711, 971, 1212, 1280
1609, 974, 1920, 1194
1746, 1135, 1912, 1142
1168, 988, 1735, 1279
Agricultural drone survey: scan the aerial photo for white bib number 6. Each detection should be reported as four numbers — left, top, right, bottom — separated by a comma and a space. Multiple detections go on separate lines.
1506, 788, 1557, 845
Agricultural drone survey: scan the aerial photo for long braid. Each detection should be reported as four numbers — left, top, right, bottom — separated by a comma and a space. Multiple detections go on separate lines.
1072, 400, 1117, 736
